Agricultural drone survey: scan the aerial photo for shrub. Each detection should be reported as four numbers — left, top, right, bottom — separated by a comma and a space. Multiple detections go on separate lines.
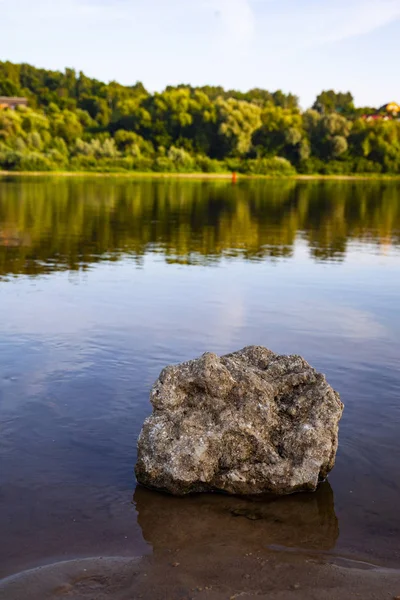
195, 155, 227, 173
131, 157, 153, 172
244, 157, 297, 176
70, 156, 134, 171
153, 156, 175, 172
320, 160, 352, 175
352, 158, 382, 174
167, 146, 195, 172
0, 150, 54, 171
298, 157, 325, 174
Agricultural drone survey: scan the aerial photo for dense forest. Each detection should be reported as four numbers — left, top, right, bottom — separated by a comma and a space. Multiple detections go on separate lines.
0, 61, 399, 175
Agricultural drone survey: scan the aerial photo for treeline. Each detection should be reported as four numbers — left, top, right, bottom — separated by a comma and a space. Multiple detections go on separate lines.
1, 179, 399, 276
0, 61, 399, 175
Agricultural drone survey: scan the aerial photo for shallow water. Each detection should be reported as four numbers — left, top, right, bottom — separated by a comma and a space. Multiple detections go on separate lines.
1, 177, 400, 578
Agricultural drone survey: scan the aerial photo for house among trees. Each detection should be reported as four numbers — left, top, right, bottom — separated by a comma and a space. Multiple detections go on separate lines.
0, 96, 28, 110
363, 102, 400, 121
381, 102, 400, 116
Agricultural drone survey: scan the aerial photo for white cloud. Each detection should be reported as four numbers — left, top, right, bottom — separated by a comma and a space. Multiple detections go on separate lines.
7, 0, 399, 47
260, 0, 400, 49
305, 0, 400, 45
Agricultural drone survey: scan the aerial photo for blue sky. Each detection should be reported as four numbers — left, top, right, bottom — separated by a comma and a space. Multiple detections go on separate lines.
1, 0, 399, 108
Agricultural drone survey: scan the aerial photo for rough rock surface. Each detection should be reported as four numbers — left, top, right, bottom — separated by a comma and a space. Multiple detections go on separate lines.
135, 346, 343, 496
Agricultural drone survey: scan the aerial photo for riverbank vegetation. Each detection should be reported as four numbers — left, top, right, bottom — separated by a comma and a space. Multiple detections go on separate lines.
1, 61, 399, 175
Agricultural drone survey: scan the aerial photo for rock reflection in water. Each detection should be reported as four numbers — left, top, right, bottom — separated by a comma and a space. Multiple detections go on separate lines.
134, 481, 338, 556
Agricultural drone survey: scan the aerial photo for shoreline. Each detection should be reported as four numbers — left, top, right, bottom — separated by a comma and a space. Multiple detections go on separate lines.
2, 484, 400, 599
1, 170, 400, 181
2, 552, 400, 600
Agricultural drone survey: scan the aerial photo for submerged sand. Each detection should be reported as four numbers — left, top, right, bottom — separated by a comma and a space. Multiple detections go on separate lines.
2, 485, 400, 599
1, 552, 400, 600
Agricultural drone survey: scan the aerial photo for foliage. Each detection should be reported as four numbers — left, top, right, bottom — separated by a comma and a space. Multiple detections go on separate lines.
312, 90, 355, 117
0, 61, 399, 174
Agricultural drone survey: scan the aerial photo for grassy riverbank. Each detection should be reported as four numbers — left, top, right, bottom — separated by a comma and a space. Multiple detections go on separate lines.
2, 170, 400, 180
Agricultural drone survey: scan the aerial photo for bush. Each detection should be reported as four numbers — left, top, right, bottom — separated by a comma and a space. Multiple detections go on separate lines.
167, 146, 195, 172
20, 152, 54, 171
298, 157, 325, 174
382, 156, 400, 174
0, 150, 22, 170
224, 158, 243, 173
195, 155, 227, 173
352, 158, 382, 174
246, 157, 297, 176
131, 157, 154, 172
153, 156, 175, 172
320, 160, 352, 175
69, 155, 97, 170
0, 150, 54, 171
70, 156, 134, 171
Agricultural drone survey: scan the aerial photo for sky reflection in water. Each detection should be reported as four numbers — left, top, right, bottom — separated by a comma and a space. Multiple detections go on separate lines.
1, 177, 400, 576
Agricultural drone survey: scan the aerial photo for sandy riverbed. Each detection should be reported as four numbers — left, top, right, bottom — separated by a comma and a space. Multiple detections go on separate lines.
1, 551, 400, 600
2, 485, 400, 600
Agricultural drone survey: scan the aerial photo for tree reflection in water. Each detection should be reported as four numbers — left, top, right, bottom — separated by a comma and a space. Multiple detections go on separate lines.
1, 177, 399, 277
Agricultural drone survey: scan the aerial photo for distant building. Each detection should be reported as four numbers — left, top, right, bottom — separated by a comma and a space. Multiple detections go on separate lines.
381, 102, 400, 116
364, 114, 391, 122
0, 97, 28, 110
362, 102, 400, 122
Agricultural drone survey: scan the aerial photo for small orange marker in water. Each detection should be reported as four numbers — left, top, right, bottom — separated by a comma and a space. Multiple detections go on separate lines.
232, 171, 237, 184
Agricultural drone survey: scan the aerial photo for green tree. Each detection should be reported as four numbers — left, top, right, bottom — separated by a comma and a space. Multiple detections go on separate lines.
0, 59, 396, 174
215, 98, 262, 157
313, 90, 355, 116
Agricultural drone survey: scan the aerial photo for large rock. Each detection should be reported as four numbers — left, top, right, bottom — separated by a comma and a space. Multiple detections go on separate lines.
135, 346, 343, 496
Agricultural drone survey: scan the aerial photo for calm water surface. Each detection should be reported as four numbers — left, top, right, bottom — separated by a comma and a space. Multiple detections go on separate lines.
1, 177, 400, 577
